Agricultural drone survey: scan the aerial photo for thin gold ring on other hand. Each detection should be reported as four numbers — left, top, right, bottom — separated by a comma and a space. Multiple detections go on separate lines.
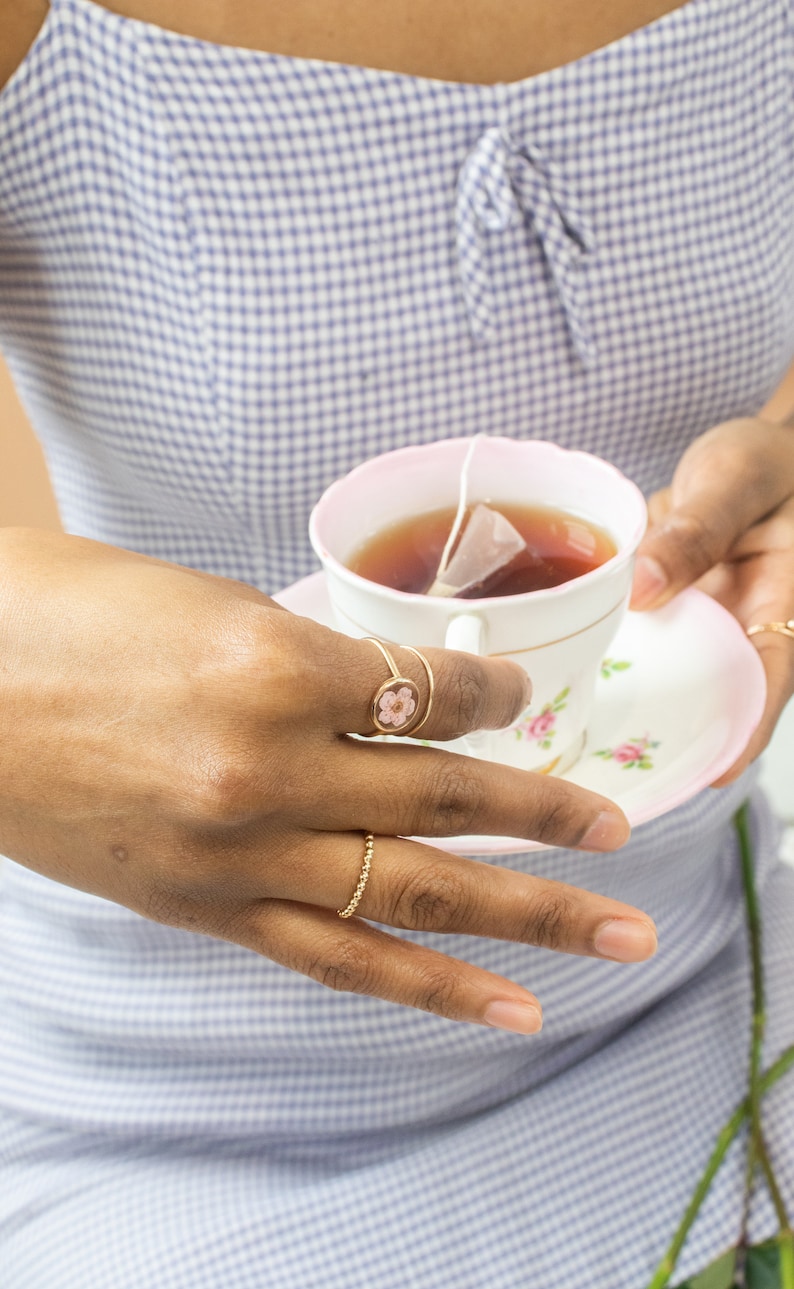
747, 620, 794, 642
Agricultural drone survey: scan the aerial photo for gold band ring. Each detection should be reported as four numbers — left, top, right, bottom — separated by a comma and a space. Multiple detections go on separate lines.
337, 832, 375, 918
363, 638, 435, 736
747, 620, 794, 641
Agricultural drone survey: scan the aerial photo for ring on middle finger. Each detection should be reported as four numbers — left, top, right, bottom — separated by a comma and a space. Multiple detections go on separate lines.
364, 637, 435, 736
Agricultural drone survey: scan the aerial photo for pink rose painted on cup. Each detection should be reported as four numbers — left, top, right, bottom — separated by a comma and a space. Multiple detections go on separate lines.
526, 711, 556, 740
514, 686, 570, 751
594, 733, 660, 770
613, 741, 646, 764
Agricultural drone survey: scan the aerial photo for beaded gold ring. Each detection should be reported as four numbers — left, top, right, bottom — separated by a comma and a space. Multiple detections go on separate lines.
337, 832, 375, 919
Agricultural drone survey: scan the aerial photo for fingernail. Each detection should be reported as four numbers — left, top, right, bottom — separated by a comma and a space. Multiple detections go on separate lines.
580, 810, 631, 852
594, 919, 658, 962
483, 1000, 543, 1035
523, 671, 534, 705
631, 556, 668, 609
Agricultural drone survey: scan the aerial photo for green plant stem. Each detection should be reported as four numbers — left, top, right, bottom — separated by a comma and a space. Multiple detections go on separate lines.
645, 1045, 794, 1289
736, 804, 794, 1289
737, 800, 764, 1261
737, 800, 764, 1262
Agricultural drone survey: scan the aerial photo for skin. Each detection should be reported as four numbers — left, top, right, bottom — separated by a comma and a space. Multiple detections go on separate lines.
0, 1, 792, 1033
1, 0, 692, 88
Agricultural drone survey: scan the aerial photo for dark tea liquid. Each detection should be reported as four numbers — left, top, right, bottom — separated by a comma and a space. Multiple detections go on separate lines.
348, 502, 617, 597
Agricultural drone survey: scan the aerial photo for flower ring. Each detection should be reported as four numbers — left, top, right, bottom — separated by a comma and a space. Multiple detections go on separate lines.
363, 638, 435, 737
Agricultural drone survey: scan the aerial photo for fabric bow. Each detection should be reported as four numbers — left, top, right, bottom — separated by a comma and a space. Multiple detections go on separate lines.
455, 125, 596, 367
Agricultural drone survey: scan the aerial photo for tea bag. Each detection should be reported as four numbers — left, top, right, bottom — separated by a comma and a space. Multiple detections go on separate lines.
425, 437, 529, 597
427, 502, 529, 597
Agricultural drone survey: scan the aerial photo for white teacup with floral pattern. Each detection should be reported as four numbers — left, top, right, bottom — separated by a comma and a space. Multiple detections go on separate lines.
309, 437, 647, 774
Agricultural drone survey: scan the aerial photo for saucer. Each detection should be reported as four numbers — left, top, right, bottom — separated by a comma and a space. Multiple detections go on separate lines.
275, 573, 766, 854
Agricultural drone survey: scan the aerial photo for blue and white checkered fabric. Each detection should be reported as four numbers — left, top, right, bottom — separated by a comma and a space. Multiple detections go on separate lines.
1, 0, 793, 1284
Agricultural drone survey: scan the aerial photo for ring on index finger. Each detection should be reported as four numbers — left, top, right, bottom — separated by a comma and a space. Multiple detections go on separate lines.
364, 638, 435, 736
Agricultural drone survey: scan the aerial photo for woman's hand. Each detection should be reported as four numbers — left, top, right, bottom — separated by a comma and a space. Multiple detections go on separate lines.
0, 528, 654, 1033
630, 418, 794, 785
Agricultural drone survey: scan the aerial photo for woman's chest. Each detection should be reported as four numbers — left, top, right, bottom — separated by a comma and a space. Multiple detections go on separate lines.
1, 0, 793, 581
2, 0, 690, 89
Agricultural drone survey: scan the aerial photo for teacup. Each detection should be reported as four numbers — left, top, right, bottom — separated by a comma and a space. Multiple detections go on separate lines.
309, 437, 647, 774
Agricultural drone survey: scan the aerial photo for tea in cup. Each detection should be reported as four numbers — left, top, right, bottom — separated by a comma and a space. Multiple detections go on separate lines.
309, 437, 647, 774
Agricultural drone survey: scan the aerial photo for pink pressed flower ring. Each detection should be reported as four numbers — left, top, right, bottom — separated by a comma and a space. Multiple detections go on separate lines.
371, 679, 421, 733
377, 686, 417, 728
363, 637, 435, 738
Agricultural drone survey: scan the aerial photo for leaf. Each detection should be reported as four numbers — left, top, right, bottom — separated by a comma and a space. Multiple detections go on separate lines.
675, 1248, 737, 1289
612, 660, 632, 670
746, 1239, 781, 1288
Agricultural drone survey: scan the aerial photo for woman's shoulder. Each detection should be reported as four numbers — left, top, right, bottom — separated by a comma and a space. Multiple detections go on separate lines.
0, 0, 48, 94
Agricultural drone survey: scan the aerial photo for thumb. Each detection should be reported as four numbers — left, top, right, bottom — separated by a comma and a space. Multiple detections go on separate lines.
630, 420, 792, 610
630, 507, 737, 610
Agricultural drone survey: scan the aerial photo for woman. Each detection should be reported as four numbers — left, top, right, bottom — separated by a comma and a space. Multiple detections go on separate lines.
0, 1, 792, 1284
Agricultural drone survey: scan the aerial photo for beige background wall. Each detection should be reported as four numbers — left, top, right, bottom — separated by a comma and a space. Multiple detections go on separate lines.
0, 354, 61, 530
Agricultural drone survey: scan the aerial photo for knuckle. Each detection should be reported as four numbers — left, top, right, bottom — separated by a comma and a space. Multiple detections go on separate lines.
391, 864, 472, 932
308, 938, 376, 996
143, 882, 202, 930
413, 966, 461, 1018
195, 605, 297, 719
664, 511, 724, 575
449, 659, 489, 733
530, 791, 582, 847
424, 763, 483, 836
184, 745, 271, 827
521, 888, 574, 950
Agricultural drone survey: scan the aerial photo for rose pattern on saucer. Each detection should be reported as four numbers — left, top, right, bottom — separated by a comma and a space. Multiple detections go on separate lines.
515, 687, 570, 751
593, 733, 660, 770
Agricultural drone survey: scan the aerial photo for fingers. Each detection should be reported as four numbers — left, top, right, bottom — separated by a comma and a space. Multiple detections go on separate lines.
299, 617, 531, 740
631, 420, 794, 610
684, 519, 794, 784
712, 629, 794, 786
233, 834, 657, 1031
290, 739, 630, 851
245, 899, 547, 1032
265, 832, 655, 960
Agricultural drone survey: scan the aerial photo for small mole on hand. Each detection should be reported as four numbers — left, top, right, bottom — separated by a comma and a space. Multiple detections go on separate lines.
111, 846, 129, 863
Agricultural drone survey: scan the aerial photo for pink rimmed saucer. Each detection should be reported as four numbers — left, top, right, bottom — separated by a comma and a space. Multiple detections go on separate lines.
275, 573, 766, 855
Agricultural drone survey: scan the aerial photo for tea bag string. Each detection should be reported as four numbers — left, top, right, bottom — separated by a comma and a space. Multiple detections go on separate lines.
434, 435, 482, 582
427, 436, 528, 599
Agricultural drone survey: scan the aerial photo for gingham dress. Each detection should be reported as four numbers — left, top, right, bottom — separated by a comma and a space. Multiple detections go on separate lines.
1, 0, 794, 1285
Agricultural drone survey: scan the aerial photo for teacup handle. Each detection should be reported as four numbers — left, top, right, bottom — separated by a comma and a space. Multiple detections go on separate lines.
444, 613, 492, 760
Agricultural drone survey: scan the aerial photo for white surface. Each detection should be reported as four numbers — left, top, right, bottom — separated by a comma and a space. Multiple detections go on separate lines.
759, 696, 794, 823
759, 694, 794, 866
